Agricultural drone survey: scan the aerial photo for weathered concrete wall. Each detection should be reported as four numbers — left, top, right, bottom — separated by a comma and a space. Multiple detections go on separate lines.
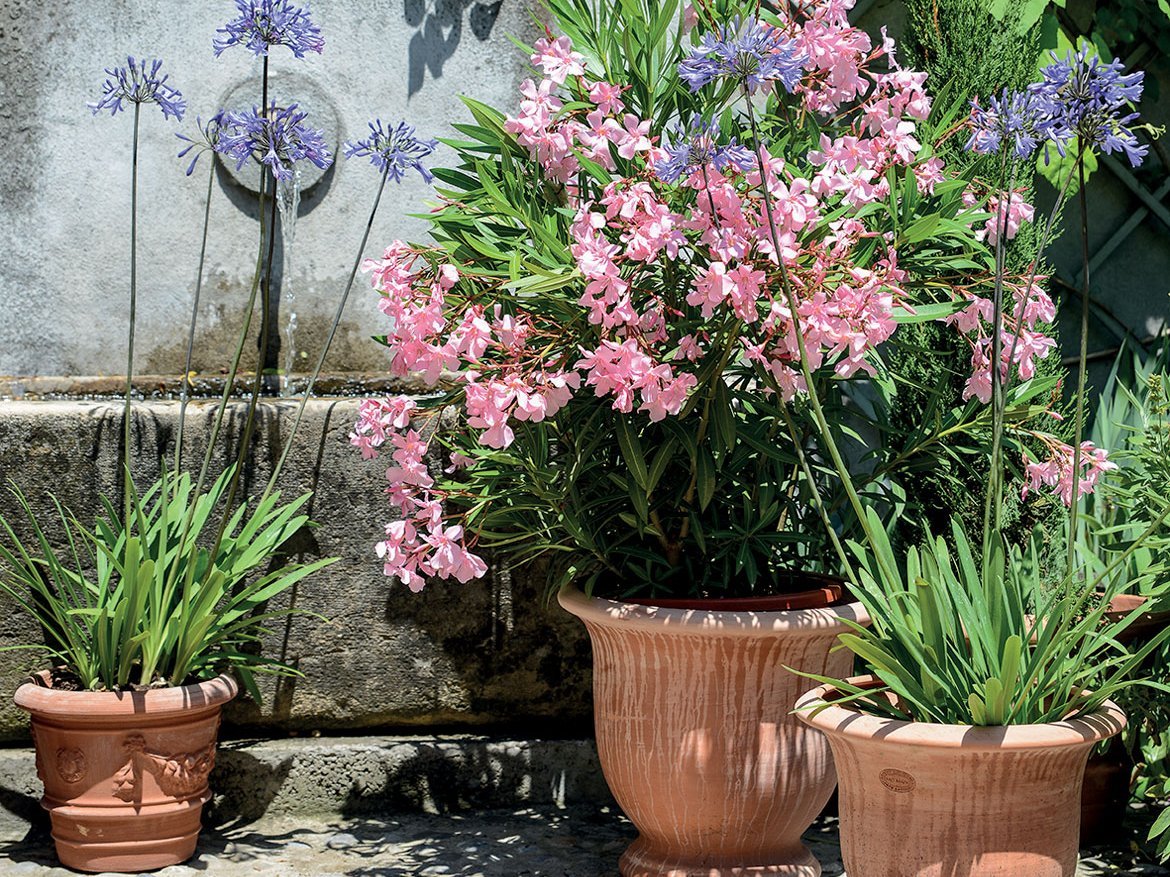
0, 399, 594, 742
0, 0, 537, 377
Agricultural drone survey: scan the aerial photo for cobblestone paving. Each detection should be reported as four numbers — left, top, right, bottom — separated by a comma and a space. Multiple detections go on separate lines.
0, 806, 1166, 876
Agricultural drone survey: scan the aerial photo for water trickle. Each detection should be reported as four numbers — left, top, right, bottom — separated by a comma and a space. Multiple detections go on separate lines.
276, 167, 302, 396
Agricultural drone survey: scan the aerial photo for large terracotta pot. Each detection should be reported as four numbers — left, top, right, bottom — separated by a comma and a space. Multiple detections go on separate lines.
559, 582, 870, 877
14, 673, 238, 873
796, 676, 1127, 877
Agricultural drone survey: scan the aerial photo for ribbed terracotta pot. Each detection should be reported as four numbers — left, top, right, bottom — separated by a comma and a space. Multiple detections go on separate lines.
796, 676, 1127, 877
559, 583, 870, 877
14, 673, 238, 873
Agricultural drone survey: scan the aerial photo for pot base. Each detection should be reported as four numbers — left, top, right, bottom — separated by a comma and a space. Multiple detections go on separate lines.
54, 834, 200, 874
620, 839, 821, 877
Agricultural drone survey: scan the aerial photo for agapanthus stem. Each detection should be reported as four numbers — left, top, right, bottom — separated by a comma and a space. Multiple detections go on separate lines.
982, 156, 1014, 549
123, 102, 141, 528
1002, 147, 1083, 394
207, 55, 275, 553
222, 187, 279, 521
175, 161, 216, 473
261, 164, 393, 500
1067, 156, 1092, 578
776, 388, 856, 580
742, 87, 894, 585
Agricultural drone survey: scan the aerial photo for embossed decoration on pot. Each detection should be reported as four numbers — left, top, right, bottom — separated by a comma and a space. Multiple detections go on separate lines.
14, 673, 238, 874
796, 675, 1127, 877
559, 580, 870, 877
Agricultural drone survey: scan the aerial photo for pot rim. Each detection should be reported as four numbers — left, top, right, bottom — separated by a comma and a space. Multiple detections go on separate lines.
14, 672, 238, 719
795, 674, 1126, 750
558, 582, 870, 637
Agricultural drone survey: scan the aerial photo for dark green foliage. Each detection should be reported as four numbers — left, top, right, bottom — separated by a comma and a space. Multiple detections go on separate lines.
880, 0, 1073, 566
902, 0, 1045, 103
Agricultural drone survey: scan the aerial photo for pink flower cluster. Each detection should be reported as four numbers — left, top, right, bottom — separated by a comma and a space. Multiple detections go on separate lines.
1022, 439, 1118, 506
503, 37, 654, 187
793, 3, 935, 206
352, 15, 984, 590
963, 190, 1036, 247
946, 190, 1056, 403
351, 400, 487, 591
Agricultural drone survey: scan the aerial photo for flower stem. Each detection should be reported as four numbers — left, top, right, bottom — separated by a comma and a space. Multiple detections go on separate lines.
982, 156, 1013, 549
1067, 156, 1091, 578
1001, 147, 1083, 390
261, 164, 393, 500
743, 87, 894, 585
123, 102, 141, 528
220, 186, 279, 525
175, 161, 216, 473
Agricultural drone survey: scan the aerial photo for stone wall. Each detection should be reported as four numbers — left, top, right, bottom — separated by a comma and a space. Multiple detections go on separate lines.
0, 399, 594, 742
0, 0, 538, 378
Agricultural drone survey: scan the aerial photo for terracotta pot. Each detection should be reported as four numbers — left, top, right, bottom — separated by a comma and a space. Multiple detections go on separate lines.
796, 676, 1126, 877
559, 582, 870, 877
1079, 742, 1133, 846
14, 673, 238, 873
1103, 593, 1170, 645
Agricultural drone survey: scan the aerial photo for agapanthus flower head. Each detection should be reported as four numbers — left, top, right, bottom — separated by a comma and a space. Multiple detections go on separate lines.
176, 111, 227, 176
344, 119, 438, 183
1029, 47, 1147, 166
654, 118, 755, 183
216, 102, 333, 181
89, 57, 186, 121
679, 17, 806, 95
214, 0, 324, 59
965, 89, 1042, 160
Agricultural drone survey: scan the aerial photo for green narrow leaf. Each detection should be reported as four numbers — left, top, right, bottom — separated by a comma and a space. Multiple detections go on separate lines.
615, 417, 649, 491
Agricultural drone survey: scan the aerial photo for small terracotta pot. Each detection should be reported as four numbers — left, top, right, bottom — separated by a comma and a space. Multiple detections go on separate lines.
796, 676, 1127, 877
15, 673, 238, 873
560, 582, 869, 877
1103, 593, 1170, 645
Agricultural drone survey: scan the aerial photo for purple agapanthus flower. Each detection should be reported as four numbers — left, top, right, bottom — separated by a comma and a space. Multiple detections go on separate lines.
217, 102, 333, 181
177, 111, 227, 176
654, 118, 755, 183
965, 89, 1042, 160
214, 0, 324, 59
679, 17, 805, 95
343, 119, 438, 183
1029, 48, 1147, 167
89, 57, 186, 120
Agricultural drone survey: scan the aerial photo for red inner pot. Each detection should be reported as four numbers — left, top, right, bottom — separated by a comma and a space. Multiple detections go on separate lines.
619, 572, 846, 612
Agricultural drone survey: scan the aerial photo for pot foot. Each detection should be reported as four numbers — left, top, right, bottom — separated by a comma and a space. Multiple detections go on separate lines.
619, 838, 821, 877
53, 833, 199, 874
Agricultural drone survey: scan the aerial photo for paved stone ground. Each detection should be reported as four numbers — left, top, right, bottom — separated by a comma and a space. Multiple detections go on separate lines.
0, 805, 1166, 876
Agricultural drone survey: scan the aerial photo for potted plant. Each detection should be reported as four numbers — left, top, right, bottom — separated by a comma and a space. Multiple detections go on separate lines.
2, 1, 438, 869
794, 46, 1170, 876
344, 1, 1068, 872
1077, 344, 1170, 844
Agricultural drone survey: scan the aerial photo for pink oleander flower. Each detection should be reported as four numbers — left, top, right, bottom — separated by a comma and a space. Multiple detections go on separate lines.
1021, 440, 1118, 505
357, 6, 970, 594
588, 80, 625, 115
350, 396, 418, 459
976, 191, 1035, 246
531, 35, 585, 85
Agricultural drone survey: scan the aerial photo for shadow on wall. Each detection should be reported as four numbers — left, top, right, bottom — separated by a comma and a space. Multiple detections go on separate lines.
405, 0, 505, 96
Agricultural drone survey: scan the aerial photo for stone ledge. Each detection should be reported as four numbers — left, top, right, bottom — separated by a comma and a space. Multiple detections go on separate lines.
0, 399, 594, 739
0, 735, 613, 833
